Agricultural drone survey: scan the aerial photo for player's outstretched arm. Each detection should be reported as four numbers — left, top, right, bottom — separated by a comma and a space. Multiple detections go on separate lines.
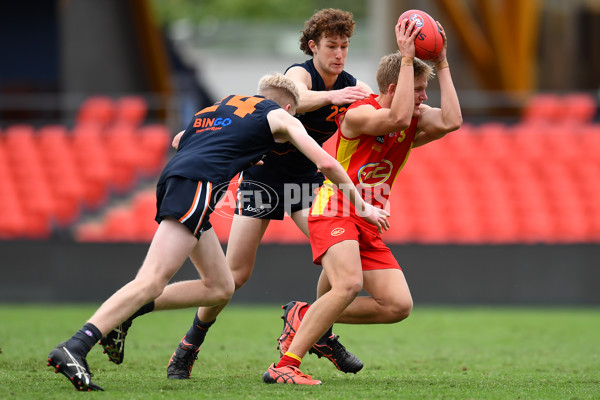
285, 67, 370, 112
413, 22, 462, 147
341, 19, 421, 140
267, 108, 390, 232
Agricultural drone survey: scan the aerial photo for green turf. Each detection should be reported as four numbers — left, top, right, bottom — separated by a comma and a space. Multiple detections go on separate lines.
0, 304, 598, 399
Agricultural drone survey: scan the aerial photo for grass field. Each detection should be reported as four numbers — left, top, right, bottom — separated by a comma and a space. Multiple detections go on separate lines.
0, 304, 598, 399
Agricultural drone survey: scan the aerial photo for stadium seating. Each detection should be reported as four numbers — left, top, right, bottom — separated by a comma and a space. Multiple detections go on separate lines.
71, 124, 112, 209
76, 96, 117, 127
115, 96, 148, 126
1, 92, 599, 244
137, 124, 171, 176
0, 96, 172, 240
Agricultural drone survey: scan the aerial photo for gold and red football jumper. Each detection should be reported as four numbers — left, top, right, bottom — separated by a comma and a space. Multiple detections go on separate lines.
311, 94, 418, 231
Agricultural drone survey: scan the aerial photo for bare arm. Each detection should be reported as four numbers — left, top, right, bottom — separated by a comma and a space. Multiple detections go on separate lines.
413, 22, 462, 148
267, 108, 389, 231
172, 130, 184, 149
284, 66, 371, 113
342, 19, 420, 139
339, 104, 411, 139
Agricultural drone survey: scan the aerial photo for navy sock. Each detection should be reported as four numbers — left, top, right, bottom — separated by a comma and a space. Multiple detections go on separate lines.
130, 301, 155, 320
66, 323, 103, 357
317, 325, 334, 344
183, 313, 215, 347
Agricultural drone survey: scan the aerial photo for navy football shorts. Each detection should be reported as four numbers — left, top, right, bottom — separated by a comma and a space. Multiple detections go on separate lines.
155, 176, 227, 238
233, 172, 325, 220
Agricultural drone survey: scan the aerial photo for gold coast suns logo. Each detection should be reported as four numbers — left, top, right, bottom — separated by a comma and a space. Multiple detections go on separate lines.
331, 227, 345, 236
358, 159, 393, 187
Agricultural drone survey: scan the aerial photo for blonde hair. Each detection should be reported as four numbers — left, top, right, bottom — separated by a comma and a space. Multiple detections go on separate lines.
257, 72, 300, 108
375, 52, 434, 93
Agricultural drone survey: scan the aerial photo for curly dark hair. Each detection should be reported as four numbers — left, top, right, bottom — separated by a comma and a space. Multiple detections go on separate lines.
299, 9, 355, 56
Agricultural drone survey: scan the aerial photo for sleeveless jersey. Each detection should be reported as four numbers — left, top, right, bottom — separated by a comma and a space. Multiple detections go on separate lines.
311, 94, 419, 231
158, 95, 279, 185
243, 59, 358, 182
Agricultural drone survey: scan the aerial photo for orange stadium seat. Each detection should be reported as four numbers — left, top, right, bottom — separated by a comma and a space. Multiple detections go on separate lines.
73, 221, 106, 242
21, 183, 55, 239
562, 93, 597, 123
475, 122, 514, 160
71, 124, 111, 209
580, 125, 600, 155
105, 124, 142, 193
102, 208, 137, 242
76, 96, 116, 127
522, 93, 562, 123
3, 124, 36, 156
585, 198, 600, 241
75, 192, 157, 243
2, 125, 54, 237
0, 146, 27, 238
115, 96, 148, 126
131, 191, 158, 241
510, 122, 551, 160
553, 196, 590, 242
131, 191, 156, 218
411, 205, 452, 243
383, 179, 417, 243
381, 216, 414, 243
38, 125, 84, 225
138, 124, 172, 176
0, 194, 27, 239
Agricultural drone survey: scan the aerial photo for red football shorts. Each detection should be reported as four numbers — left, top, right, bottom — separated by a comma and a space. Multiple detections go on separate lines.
308, 215, 401, 271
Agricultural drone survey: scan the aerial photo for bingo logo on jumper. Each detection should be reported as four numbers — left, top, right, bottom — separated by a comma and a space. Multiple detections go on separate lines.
193, 116, 233, 133
193, 117, 232, 128
358, 159, 393, 187
209, 179, 278, 219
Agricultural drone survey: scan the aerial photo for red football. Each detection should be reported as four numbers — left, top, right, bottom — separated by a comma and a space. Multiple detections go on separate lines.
398, 9, 443, 60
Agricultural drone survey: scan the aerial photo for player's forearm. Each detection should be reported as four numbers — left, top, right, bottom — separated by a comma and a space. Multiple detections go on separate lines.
388, 57, 415, 128
437, 67, 462, 131
297, 89, 332, 113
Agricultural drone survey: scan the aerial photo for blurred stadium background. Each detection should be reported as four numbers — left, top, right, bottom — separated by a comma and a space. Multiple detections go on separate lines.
1, 0, 599, 305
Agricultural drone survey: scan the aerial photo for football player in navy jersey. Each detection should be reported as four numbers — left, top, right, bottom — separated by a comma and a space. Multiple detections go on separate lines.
162, 9, 373, 379
46, 73, 389, 391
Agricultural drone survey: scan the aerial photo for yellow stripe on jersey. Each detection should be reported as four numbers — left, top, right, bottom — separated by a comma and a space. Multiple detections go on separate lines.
311, 180, 336, 216
311, 136, 359, 216
336, 135, 360, 171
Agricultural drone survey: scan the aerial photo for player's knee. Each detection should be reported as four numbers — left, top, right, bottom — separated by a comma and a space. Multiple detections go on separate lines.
333, 278, 363, 301
231, 268, 252, 290
212, 277, 236, 304
348, 280, 363, 298
213, 287, 234, 305
385, 297, 413, 323
224, 276, 236, 299
228, 257, 255, 290
137, 278, 166, 301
